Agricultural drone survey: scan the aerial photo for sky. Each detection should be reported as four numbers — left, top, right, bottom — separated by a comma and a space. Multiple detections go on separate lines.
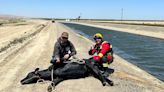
0, 0, 164, 20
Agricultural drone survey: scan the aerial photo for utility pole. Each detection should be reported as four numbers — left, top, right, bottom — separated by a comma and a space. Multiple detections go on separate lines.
121, 8, 123, 21
80, 13, 82, 19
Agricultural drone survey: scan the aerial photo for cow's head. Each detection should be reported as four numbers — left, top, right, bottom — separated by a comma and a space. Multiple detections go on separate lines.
21, 68, 40, 85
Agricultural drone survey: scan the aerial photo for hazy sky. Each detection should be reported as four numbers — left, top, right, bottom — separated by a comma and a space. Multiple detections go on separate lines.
0, 0, 164, 20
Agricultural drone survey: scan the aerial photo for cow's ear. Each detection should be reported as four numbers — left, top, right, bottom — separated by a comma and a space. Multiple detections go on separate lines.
34, 68, 39, 74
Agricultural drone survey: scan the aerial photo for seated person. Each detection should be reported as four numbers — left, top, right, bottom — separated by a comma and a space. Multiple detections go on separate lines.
88, 33, 114, 76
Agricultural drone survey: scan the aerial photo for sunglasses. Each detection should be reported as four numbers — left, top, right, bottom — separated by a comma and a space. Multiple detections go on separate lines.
62, 37, 68, 39
94, 37, 102, 40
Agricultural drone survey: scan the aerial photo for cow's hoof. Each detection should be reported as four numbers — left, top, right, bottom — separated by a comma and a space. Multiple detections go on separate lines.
102, 82, 107, 86
109, 81, 114, 86
47, 85, 53, 92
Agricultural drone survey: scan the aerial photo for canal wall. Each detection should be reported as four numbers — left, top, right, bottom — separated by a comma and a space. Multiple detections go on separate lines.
91, 20, 164, 26
67, 22, 164, 39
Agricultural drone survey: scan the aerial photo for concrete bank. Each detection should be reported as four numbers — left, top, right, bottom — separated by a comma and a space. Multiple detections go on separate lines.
66, 22, 164, 39
89, 20, 164, 26
54, 22, 164, 92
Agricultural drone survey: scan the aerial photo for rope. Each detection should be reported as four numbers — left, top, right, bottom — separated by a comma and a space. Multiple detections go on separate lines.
51, 65, 54, 82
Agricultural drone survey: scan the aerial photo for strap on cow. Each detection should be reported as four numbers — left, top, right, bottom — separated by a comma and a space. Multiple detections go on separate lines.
37, 78, 45, 84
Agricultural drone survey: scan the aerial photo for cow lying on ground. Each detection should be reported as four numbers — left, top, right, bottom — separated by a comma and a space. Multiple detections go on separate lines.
21, 59, 114, 91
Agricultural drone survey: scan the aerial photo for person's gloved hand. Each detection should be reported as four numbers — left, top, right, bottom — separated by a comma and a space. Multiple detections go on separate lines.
88, 50, 92, 55
50, 58, 56, 64
88, 46, 95, 55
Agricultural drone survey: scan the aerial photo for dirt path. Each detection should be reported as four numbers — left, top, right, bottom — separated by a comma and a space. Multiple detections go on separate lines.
0, 21, 163, 92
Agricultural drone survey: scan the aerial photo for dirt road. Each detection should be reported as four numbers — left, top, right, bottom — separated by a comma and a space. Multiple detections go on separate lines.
0, 20, 163, 92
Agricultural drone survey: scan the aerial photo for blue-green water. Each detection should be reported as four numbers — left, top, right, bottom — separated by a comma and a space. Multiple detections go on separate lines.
62, 23, 164, 81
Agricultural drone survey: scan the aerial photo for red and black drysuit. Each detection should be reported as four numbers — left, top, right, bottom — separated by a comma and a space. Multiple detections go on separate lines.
88, 41, 113, 70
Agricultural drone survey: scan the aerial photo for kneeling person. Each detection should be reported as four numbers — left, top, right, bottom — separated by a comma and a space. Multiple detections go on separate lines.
51, 32, 77, 69
88, 33, 114, 75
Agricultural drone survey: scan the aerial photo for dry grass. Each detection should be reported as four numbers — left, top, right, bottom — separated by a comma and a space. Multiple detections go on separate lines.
0, 24, 45, 53
0, 17, 26, 25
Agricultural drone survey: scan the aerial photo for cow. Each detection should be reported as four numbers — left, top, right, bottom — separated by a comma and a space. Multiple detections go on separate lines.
20, 59, 114, 92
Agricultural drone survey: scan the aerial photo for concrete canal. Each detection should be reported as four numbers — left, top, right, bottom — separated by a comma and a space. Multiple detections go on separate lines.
62, 22, 164, 81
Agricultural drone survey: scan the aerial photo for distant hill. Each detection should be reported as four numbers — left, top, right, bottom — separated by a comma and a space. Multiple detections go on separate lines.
0, 14, 26, 24
0, 14, 26, 19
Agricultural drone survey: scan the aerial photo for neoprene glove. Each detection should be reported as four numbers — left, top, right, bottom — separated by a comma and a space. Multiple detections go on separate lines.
50, 58, 57, 64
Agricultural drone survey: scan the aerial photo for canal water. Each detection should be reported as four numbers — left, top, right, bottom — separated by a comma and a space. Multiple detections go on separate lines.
62, 23, 164, 81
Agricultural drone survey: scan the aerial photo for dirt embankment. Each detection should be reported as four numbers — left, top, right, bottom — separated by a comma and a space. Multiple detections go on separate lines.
0, 20, 53, 92
0, 20, 163, 92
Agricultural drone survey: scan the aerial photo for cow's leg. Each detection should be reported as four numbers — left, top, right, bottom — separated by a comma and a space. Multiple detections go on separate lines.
102, 68, 115, 77
47, 77, 64, 92
104, 77, 114, 86
52, 77, 64, 87
86, 62, 107, 86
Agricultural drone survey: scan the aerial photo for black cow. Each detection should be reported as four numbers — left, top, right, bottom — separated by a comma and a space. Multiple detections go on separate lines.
21, 59, 114, 91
